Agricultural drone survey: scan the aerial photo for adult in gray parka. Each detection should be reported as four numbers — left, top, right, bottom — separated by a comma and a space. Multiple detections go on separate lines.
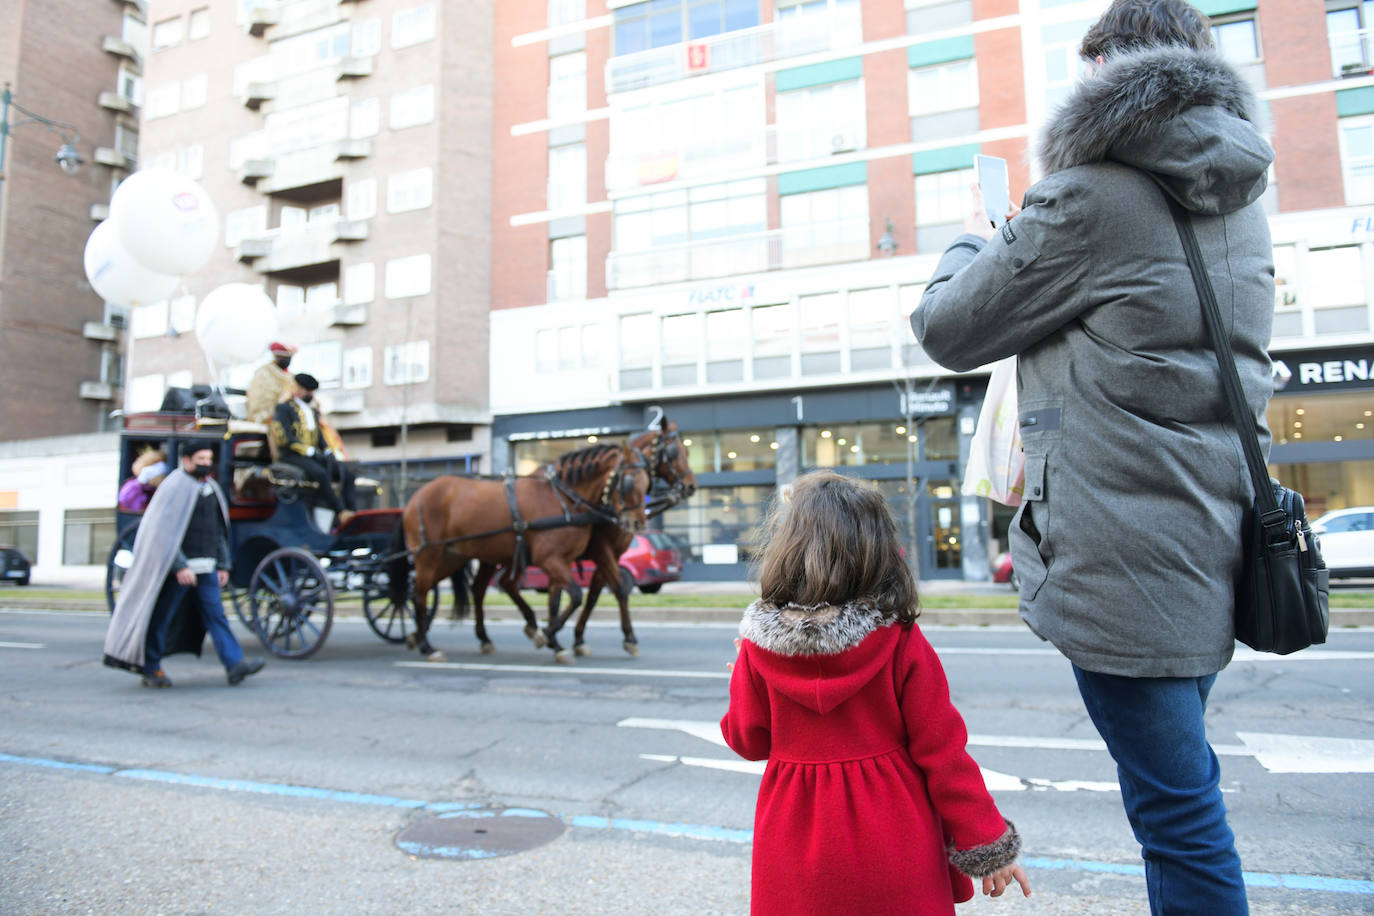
910, 1, 1272, 912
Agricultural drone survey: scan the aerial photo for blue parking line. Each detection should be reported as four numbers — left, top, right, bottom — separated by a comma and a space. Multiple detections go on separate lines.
2, 750, 1370, 895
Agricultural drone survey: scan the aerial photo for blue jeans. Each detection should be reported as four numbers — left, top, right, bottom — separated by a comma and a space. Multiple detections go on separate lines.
1073, 665, 1247, 915
144, 572, 244, 674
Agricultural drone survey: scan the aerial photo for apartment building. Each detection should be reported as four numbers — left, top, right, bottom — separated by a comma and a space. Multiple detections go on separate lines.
123, 0, 494, 492
0, 0, 144, 442
490, 0, 1374, 581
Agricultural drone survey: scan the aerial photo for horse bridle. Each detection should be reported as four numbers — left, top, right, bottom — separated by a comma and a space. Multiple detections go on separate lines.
644, 429, 691, 515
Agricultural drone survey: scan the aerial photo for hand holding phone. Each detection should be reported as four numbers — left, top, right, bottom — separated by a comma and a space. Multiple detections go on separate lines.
974, 154, 1011, 229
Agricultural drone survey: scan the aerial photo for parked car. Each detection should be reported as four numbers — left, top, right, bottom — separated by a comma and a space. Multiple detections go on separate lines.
1311, 506, 1374, 580
991, 551, 1019, 590
521, 531, 683, 594
0, 546, 31, 586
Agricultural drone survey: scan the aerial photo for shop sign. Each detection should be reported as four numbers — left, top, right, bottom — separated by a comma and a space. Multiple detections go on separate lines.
508, 426, 615, 441
1272, 346, 1374, 393
686, 283, 756, 308
899, 387, 953, 416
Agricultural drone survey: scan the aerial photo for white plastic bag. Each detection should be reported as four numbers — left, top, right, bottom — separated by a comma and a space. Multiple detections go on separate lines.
961, 357, 1025, 506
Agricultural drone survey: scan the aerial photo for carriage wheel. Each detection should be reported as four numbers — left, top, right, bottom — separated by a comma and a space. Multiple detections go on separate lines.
226, 585, 253, 629
249, 547, 334, 659
361, 568, 438, 644
104, 523, 140, 614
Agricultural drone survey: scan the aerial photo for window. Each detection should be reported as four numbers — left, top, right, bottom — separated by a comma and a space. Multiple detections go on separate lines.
347, 177, 377, 220
662, 313, 700, 368
343, 347, 373, 389
115, 124, 139, 160
144, 83, 180, 119
1328, 2, 1374, 77
620, 313, 655, 368
580, 324, 600, 368
351, 97, 381, 138
123, 14, 148, 52
535, 328, 557, 372
706, 308, 745, 360
752, 302, 793, 359
1211, 16, 1259, 63
776, 0, 862, 54
1305, 246, 1364, 307
305, 282, 339, 312
152, 16, 184, 50
799, 292, 840, 353
548, 143, 587, 210
1041, 18, 1093, 112
179, 145, 204, 180
387, 167, 433, 213
169, 295, 196, 335
549, 235, 587, 301
63, 509, 116, 567
118, 66, 143, 107
915, 167, 974, 225
1339, 115, 1374, 204
277, 284, 305, 316
1273, 245, 1298, 308
127, 374, 165, 411
385, 254, 432, 298
295, 341, 343, 387
224, 205, 267, 247
264, 96, 349, 154
392, 3, 438, 49
776, 80, 866, 162
779, 185, 869, 266
849, 287, 893, 351
550, 0, 586, 26
131, 301, 169, 339
0, 512, 38, 565
345, 263, 376, 304
353, 18, 382, 57
548, 52, 587, 119
613, 0, 759, 56
907, 59, 977, 116
189, 7, 211, 40
270, 22, 351, 77
390, 84, 435, 130
385, 341, 430, 384
146, 150, 177, 171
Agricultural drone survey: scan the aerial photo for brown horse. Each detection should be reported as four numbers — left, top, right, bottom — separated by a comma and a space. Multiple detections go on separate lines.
469, 423, 697, 658
385, 443, 650, 662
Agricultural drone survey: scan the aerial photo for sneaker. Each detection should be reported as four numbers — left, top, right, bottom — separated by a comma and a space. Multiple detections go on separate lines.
227, 657, 265, 686
141, 669, 173, 688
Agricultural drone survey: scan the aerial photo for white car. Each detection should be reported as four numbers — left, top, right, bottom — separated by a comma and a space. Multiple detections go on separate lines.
1311, 506, 1374, 580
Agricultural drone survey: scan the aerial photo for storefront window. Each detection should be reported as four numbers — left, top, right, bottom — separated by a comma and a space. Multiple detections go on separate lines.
1269, 390, 1374, 445
62, 508, 116, 566
802, 421, 921, 466
680, 429, 777, 472
919, 416, 959, 461
512, 435, 595, 475
658, 484, 773, 564
0, 511, 39, 564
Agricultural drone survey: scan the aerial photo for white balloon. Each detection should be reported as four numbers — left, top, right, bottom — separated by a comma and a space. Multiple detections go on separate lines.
110, 168, 220, 276
195, 283, 278, 367
82, 221, 181, 307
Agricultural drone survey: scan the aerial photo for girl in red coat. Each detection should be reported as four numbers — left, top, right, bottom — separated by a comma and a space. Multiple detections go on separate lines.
721, 470, 1030, 915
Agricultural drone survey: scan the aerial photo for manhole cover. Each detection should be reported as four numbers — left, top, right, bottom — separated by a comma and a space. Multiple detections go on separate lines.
396, 808, 565, 860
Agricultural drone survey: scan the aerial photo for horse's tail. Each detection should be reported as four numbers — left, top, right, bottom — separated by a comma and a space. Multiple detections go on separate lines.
448, 562, 471, 621
386, 517, 411, 609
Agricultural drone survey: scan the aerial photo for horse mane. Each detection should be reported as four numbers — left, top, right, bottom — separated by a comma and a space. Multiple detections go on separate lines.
554, 443, 622, 485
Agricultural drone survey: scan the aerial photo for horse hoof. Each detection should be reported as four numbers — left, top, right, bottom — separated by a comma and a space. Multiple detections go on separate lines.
574, 643, 590, 657
623, 640, 639, 657
480, 642, 496, 655
554, 649, 573, 665
524, 625, 538, 640
532, 631, 548, 649
405, 634, 417, 650
425, 650, 448, 663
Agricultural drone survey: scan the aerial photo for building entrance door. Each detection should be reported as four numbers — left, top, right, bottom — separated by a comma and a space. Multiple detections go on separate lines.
924, 496, 963, 579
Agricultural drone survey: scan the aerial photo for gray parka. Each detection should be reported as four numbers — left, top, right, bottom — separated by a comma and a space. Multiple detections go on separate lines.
911, 46, 1276, 677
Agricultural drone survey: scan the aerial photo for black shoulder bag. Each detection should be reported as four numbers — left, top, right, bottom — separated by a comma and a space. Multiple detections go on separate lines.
1164, 193, 1330, 655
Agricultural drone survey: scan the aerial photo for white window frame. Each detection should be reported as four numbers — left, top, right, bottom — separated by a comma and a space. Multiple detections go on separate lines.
907, 58, 977, 117
343, 347, 373, 389
384, 254, 432, 299
775, 79, 866, 162
188, 7, 212, 40
914, 167, 975, 226
151, 16, 184, 51
389, 84, 435, 130
1338, 114, 1374, 205
392, 3, 438, 50
386, 167, 434, 213
144, 82, 181, 120
347, 177, 378, 220
384, 341, 430, 385
548, 52, 587, 120
548, 143, 587, 210
549, 235, 587, 302
344, 262, 376, 305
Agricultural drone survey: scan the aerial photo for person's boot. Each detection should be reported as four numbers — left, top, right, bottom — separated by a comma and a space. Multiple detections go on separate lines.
141, 669, 173, 688
227, 657, 265, 685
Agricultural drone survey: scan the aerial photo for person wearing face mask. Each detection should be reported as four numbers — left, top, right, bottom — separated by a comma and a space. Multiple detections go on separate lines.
245, 341, 298, 425
103, 445, 265, 688
271, 373, 357, 528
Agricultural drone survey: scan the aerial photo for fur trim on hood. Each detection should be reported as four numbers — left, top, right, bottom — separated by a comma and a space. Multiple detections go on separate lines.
739, 600, 891, 657
1037, 45, 1259, 176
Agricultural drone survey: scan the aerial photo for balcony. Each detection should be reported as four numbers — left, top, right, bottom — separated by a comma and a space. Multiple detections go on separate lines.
325, 389, 365, 413
242, 81, 277, 110
94, 147, 134, 170
238, 219, 369, 275
238, 158, 275, 185
97, 91, 136, 114
90, 204, 110, 221
605, 12, 863, 95
336, 56, 374, 80
101, 35, 141, 64
1332, 27, 1374, 78
82, 322, 118, 342
109, 0, 148, 14
331, 302, 367, 326
606, 218, 870, 291
252, 142, 371, 196
80, 381, 114, 401
245, 5, 280, 38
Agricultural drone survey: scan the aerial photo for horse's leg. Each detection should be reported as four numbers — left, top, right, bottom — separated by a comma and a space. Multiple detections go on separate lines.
572, 576, 603, 657
408, 551, 446, 663
471, 562, 497, 654
541, 568, 583, 664
610, 563, 639, 658
496, 567, 541, 642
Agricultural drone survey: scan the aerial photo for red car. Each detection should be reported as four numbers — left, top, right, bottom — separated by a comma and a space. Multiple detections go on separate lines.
520, 531, 683, 594
992, 551, 1019, 590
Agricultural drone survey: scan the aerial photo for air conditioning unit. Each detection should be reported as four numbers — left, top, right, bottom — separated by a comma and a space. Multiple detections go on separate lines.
830, 132, 859, 154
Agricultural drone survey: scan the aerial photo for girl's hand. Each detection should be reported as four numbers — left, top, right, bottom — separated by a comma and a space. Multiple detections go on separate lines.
963, 183, 1021, 240
982, 863, 1031, 898
726, 637, 742, 672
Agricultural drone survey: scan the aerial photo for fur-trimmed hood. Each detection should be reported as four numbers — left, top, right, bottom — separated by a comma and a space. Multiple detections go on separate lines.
739, 600, 897, 714
1037, 45, 1272, 215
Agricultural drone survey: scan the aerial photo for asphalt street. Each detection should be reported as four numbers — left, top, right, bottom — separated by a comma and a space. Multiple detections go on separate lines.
1, 606, 1371, 915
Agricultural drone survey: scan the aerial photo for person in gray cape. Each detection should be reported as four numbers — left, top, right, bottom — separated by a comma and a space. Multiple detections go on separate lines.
910, 1, 1271, 913
103, 444, 265, 687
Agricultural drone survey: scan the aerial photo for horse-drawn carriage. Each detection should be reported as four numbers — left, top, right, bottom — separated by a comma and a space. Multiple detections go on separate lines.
106, 392, 697, 663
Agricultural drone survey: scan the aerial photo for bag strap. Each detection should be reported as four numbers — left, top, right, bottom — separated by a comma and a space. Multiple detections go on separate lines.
1161, 193, 1286, 535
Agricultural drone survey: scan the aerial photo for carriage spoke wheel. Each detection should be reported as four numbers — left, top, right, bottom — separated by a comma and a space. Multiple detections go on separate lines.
104, 523, 140, 614
361, 570, 438, 644
249, 547, 334, 659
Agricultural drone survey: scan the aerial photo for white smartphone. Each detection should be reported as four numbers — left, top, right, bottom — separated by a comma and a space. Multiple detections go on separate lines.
974, 154, 1011, 229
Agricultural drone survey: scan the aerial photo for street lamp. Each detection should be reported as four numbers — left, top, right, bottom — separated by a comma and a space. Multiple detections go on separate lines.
0, 82, 84, 217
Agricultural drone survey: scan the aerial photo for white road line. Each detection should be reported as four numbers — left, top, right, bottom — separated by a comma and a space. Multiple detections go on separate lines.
0, 641, 44, 649
395, 661, 729, 679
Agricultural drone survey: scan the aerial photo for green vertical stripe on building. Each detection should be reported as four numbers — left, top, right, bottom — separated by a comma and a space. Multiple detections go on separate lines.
776, 57, 864, 92
907, 35, 975, 69
913, 143, 980, 176
1337, 86, 1374, 118
777, 162, 868, 196
1192, 0, 1256, 16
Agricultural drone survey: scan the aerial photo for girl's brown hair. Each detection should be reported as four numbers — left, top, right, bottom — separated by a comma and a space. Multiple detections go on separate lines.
1079, 0, 1213, 61
753, 470, 919, 624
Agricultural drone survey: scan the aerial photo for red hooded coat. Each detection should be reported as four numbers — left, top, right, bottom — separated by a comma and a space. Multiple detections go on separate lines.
721, 601, 1018, 916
